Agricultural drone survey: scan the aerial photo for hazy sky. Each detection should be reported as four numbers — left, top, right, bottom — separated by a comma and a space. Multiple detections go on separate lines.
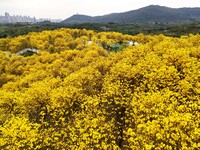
0, 0, 200, 19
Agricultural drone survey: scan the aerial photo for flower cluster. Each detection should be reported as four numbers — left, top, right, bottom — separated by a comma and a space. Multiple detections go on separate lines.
0, 29, 199, 149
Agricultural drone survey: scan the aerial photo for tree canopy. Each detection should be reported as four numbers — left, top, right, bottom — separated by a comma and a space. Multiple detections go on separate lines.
0, 28, 200, 149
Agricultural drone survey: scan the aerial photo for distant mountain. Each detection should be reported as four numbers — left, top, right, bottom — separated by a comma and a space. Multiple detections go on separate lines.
62, 5, 200, 24
64, 14, 92, 23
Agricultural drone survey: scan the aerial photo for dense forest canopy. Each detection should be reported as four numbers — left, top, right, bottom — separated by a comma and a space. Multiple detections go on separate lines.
0, 28, 199, 149
0, 22, 200, 38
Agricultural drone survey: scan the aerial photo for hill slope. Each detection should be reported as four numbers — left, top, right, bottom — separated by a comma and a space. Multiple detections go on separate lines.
63, 14, 93, 23
62, 5, 200, 23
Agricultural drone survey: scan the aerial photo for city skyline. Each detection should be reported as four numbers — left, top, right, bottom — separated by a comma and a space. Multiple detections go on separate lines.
0, 12, 36, 24
0, 0, 200, 20
0, 12, 60, 24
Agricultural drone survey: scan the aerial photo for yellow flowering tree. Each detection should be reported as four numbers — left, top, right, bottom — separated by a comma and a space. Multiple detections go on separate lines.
0, 29, 199, 149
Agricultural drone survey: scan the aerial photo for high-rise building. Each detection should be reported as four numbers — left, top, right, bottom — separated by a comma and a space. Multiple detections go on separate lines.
0, 12, 61, 24
0, 12, 37, 23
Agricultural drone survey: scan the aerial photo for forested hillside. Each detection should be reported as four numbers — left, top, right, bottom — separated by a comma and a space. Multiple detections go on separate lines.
0, 28, 199, 149
63, 5, 200, 23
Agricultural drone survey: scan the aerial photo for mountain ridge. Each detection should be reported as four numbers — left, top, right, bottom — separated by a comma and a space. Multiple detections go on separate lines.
62, 5, 200, 23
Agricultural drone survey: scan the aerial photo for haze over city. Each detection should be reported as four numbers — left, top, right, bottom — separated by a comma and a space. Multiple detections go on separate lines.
0, 0, 200, 19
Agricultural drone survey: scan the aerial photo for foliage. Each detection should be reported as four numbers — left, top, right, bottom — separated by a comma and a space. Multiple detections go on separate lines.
0, 29, 200, 149
0, 22, 200, 39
